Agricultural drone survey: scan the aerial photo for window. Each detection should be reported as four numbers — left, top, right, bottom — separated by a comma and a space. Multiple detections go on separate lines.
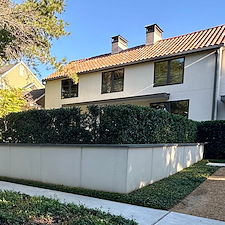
150, 100, 189, 118
61, 79, 78, 99
154, 58, 184, 86
102, 69, 124, 93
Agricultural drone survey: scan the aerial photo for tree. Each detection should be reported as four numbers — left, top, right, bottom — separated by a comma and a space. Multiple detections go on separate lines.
0, 0, 69, 71
0, 89, 27, 118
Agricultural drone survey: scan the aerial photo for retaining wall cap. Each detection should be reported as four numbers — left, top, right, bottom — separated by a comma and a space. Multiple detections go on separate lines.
0, 143, 205, 148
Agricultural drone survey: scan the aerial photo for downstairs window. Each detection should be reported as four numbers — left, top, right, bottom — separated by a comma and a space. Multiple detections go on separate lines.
150, 100, 189, 118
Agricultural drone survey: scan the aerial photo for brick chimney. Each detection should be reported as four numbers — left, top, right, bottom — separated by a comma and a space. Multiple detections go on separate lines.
111, 35, 128, 54
145, 24, 163, 45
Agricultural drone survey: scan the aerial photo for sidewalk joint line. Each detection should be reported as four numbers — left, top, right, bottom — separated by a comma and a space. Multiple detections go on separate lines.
152, 211, 171, 225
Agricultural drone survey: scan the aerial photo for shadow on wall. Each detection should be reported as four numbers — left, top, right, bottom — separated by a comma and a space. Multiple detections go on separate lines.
129, 144, 203, 191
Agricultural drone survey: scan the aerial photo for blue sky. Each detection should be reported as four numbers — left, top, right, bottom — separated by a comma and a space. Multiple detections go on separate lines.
39, 0, 225, 80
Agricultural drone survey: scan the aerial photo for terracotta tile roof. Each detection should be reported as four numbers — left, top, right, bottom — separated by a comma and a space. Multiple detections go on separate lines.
44, 24, 225, 81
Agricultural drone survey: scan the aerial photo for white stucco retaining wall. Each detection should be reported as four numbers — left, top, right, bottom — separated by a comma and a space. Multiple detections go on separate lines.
0, 143, 204, 193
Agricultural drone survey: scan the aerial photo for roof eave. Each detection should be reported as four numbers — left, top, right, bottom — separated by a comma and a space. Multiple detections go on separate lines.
62, 93, 170, 107
43, 75, 68, 82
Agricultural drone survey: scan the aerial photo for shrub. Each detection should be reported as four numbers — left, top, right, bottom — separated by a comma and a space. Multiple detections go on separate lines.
0, 107, 84, 144
197, 120, 225, 159
0, 105, 197, 144
92, 105, 197, 144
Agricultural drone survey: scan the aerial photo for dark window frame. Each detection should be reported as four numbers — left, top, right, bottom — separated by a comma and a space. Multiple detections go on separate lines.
61, 79, 79, 99
101, 68, 124, 94
154, 57, 185, 87
150, 100, 189, 118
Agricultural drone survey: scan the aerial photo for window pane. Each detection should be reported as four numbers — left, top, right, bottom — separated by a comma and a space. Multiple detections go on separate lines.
62, 86, 70, 98
62, 79, 78, 98
170, 100, 189, 118
62, 80, 69, 86
150, 102, 169, 112
62, 80, 69, 98
70, 83, 78, 97
102, 72, 112, 93
170, 58, 184, 84
154, 61, 167, 86
113, 69, 124, 92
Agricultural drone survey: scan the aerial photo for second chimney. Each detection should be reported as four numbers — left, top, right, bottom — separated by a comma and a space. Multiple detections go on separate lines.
111, 35, 128, 54
145, 24, 163, 45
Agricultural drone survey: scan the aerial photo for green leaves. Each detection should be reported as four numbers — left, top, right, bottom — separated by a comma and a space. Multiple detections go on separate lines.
197, 121, 225, 159
95, 105, 197, 144
0, 190, 137, 224
0, 89, 26, 118
0, 28, 16, 59
0, 104, 197, 144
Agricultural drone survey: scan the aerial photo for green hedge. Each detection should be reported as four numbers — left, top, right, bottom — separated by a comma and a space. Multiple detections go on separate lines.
0, 108, 85, 144
197, 120, 225, 159
0, 105, 197, 144
90, 105, 197, 144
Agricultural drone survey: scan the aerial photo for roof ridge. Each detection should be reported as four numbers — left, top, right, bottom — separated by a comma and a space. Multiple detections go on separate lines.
70, 44, 147, 64
71, 53, 112, 63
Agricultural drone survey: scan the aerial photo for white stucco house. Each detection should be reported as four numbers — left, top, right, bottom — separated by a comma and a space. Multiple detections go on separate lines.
43, 24, 225, 121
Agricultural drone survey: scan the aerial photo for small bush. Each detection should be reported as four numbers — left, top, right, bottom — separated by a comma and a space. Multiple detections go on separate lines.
197, 120, 225, 159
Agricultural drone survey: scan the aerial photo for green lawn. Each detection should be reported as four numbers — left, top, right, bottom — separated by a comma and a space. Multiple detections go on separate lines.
0, 190, 137, 225
0, 160, 219, 211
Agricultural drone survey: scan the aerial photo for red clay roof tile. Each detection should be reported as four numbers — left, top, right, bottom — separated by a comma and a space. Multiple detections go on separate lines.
44, 24, 225, 81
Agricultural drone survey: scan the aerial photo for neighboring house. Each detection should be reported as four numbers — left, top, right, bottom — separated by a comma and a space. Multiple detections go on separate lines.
0, 61, 45, 108
24, 88, 45, 109
43, 24, 225, 121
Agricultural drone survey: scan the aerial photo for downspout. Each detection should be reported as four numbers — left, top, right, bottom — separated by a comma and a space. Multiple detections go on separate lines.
211, 50, 218, 120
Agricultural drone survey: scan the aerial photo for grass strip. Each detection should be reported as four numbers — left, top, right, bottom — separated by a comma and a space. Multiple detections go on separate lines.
0, 190, 137, 225
0, 160, 218, 210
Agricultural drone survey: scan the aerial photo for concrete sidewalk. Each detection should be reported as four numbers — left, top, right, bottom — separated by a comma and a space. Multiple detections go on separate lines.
0, 181, 224, 225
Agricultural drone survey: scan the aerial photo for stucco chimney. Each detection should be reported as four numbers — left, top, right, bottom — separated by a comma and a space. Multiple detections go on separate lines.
111, 35, 128, 54
145, 24, 163, 45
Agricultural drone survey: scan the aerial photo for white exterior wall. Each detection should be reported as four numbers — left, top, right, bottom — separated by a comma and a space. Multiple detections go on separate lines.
217, 47, 225, 120
45, 79, 62, 108
45, 50, 219, 121
0, 144, 203, 194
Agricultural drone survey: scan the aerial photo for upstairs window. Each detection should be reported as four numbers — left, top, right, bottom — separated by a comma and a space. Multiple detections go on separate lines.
154, 58, 184, 86
102, 69, 124, 94
150, 100, 189, 118
61, 79, 78, 99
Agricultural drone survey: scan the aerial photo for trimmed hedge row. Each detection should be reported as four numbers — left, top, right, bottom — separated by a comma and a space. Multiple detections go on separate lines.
0, 107, 84, 144
197, 120, 225, 159
0, 105, 197, 144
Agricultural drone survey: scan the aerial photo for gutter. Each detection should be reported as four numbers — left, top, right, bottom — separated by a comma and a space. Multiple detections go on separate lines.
211, 50, 219, 120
